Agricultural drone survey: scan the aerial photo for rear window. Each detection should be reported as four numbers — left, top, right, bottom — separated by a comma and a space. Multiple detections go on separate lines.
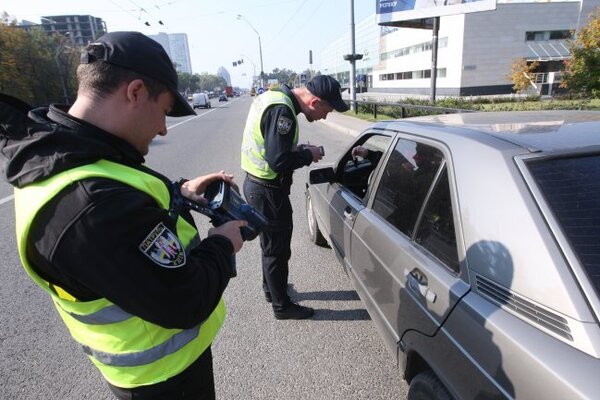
528, 154, 600, 294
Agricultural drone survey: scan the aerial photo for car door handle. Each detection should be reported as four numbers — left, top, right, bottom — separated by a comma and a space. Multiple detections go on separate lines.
405, 268, 437, 303
343, 206, 354, 221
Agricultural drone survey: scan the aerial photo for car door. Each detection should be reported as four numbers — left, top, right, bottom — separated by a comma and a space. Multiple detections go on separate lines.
315, 133, 393, 265
348, 136, 470, 353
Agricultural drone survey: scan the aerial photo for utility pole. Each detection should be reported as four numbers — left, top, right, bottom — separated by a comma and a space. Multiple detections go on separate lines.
343, 0, 362, 111
430, 17, 440, 104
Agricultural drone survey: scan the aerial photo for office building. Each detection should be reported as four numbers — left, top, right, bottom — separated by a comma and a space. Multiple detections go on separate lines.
217, 67, 232, 86
320, 0, 599, 96
149, 32, 193, 74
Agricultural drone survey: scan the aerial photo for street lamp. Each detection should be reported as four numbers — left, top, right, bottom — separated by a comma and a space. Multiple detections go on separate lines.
236, 14, 265, 89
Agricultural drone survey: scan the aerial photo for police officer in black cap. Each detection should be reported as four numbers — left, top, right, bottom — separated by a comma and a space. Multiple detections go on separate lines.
2, 31, 246, 399
240, 75, 349, 320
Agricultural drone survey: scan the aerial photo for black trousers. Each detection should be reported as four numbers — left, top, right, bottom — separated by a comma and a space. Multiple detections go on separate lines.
243, 176, 293, 309
108, 347, 215, 400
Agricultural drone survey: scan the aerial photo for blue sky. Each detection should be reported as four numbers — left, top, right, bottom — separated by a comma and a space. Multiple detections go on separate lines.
4, 0, 375, 87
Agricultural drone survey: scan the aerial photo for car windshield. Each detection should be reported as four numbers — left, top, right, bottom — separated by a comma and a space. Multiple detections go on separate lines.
527, 153, 600, 296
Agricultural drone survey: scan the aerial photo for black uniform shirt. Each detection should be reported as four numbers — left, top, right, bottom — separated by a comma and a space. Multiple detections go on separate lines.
260, 85, 313, 185
21, 106, 234, 330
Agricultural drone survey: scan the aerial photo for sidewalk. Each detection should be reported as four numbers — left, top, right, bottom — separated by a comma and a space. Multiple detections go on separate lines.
316, 110, 372, 137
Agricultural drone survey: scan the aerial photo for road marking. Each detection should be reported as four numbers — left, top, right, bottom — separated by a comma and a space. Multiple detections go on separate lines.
167, 99, 237, 130
0, 194, 14, 205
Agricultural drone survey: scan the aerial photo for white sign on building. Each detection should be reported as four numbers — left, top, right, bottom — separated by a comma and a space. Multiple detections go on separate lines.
377, 0, 496, 23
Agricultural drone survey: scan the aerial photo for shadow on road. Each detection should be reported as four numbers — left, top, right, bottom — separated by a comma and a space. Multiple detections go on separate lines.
290, 286, 370, 321
312, 308, 371, 321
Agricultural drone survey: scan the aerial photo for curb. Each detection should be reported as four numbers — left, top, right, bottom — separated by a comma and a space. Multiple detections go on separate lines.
316, 117, 369, 138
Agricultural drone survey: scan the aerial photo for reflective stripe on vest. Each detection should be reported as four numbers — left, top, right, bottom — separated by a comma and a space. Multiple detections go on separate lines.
13, 159, 226, 388
240, 90, 299, 179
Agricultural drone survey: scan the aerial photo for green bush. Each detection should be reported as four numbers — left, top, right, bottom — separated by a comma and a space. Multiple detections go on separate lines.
348, 96, 600, 122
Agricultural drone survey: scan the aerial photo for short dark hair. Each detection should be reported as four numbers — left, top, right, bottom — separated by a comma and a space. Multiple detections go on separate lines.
77, 61, 168, 101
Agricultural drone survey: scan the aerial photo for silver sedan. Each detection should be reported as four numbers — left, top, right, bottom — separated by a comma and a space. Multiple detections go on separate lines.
305, 111, 600, 400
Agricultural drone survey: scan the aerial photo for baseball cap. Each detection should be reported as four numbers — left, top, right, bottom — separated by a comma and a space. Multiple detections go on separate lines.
306, 75, 349, 112
80, 31, 194, 117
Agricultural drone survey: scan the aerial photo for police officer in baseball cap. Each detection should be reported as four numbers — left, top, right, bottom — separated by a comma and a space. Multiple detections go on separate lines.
3, 30, 245, 399
241, 74, 348, 320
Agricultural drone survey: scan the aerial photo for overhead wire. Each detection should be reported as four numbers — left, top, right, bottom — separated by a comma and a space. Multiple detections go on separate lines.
271, 0, 327, 57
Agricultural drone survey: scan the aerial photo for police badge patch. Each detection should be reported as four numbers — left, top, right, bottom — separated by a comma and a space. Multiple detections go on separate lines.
139, 223, 186, 268
276, 116, 293, 135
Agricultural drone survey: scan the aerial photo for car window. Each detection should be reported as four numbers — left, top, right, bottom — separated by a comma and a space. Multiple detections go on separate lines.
372, 139, 444, 238
527, 154, 600, 296
414, 167, 459, 272
337, 134, 392, 200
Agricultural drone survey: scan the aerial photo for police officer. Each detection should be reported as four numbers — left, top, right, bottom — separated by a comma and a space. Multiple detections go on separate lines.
1, 32, 245, 399
241, 75, 349, 319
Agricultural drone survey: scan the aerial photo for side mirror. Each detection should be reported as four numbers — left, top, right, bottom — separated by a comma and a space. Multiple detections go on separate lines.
309, 167, 335, 184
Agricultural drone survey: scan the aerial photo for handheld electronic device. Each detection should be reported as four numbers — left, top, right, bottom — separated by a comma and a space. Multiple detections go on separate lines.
178, 180, 268, 242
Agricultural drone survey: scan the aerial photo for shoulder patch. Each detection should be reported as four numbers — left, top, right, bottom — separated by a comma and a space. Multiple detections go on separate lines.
276, 116, 293, 135
139, 222, 186, 268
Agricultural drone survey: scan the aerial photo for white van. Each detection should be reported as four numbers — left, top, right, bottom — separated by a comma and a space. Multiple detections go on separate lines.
192, 93, 211, 109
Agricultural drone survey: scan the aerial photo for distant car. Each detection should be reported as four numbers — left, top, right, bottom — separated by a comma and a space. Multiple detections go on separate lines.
306, 111, 600, 399
250, 88, 256, 96
219, 94, 228, 102
192, 93, 211, 109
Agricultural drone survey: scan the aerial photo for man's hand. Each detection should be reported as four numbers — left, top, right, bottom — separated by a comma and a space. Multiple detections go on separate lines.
208, 220, 247, 253
180, 171, 236, 204
351, 146, 369, 158
307, 145, 323, 163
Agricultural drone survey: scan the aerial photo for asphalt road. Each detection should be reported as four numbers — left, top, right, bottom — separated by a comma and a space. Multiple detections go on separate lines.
0, 96, 408, 399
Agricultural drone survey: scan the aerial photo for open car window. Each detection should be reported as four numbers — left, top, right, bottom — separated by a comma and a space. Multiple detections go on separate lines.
336, 134, 392, 200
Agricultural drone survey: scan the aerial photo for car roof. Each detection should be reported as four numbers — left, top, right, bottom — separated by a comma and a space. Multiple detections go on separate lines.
371, 111, 600, 153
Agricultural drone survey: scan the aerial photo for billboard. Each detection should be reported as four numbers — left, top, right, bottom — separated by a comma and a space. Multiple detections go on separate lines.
377, 0, 496, 24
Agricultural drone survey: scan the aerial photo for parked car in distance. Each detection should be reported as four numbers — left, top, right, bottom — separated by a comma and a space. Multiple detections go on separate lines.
250, 87, 256, 96
219, 94, 228, 102
305, 111, 600, 400
192, 93, 211, 109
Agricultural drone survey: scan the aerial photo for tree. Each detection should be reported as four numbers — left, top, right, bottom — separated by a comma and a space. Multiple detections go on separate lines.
0, 18, 78, 105
561, 6, 600, 97
508, 58, 539, 94
266, 68, 296, 87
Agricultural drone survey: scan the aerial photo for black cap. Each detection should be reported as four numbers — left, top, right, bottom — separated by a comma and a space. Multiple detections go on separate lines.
80, 31, 194, 117
306, 75, 349, 112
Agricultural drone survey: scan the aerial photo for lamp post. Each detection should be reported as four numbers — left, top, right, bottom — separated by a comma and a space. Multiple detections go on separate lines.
54, 46, 70, 104
41, 17, 70, 103
236, 14, 265, 89
239, 54, 258, 87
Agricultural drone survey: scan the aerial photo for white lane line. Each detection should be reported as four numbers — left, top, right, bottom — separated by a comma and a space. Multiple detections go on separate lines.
167, 100, 235, 130
0, 194, 14, 205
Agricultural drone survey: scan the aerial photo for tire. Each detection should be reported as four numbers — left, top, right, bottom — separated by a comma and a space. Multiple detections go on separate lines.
306, 191, 327, 247
408, 370, 452, 400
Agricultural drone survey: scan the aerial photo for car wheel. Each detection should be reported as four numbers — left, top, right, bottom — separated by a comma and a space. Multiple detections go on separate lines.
408, 371, 452, 400
306, 191, 327, 247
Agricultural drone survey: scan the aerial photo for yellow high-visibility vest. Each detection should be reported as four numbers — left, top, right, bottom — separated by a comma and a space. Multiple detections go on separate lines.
14, 159, 226, 388
241, 90, 299, 179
